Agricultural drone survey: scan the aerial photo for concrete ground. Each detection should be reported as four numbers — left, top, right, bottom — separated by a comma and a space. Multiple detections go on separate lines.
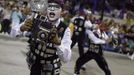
0, 34, 134, 75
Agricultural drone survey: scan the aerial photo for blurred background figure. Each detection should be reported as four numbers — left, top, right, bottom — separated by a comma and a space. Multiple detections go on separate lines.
0, 3, 12, 35
71, 9, 86, 58
10, 5, 22, 37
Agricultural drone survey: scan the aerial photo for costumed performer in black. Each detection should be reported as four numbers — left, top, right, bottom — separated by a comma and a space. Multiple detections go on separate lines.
74, 23, 112, 75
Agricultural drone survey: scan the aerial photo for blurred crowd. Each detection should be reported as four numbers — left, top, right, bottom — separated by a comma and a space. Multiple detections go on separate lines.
0, 0, 31, 37
0, 0, 133, 58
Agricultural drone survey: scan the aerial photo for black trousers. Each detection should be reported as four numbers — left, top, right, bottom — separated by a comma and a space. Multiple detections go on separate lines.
0, 19, 11, 34
30, 58, 60, 75
75, 50, 111, 75
71, 35, 85, 57
30, 62, 60, 75
30, 61, 42, 75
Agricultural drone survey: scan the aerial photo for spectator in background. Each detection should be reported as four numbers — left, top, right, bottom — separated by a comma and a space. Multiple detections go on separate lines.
0, 3, 4, 22
0, 3, 4, 32
125, 11, 134, 25
118, 24, 128, 54
125, 25, 134, 60
91, 0, 98, 14
0, 3, 12, 34
10, 5, 22, 37
61, 11, 71, 26
21, 6, 31, 22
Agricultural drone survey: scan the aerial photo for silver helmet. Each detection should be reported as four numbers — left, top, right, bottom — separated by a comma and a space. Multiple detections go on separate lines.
30, 0, 48, 12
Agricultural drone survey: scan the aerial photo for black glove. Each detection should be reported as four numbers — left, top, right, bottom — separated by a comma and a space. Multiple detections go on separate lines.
20, 19, 33, 32
49, 27, 61, 45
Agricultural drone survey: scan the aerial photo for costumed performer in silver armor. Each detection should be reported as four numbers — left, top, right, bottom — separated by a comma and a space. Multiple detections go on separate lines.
20, 0, 72, 75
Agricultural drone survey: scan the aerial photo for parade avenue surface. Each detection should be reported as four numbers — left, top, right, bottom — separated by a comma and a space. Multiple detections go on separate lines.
0, 34, 134, 75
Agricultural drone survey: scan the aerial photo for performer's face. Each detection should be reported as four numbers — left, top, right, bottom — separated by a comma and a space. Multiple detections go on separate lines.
47, 3, 62, 21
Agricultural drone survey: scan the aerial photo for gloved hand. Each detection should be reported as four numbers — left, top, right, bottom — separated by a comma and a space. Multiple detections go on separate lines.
49, 27, 61, 45
105, 37, 112, 43
20, 19, 33, 32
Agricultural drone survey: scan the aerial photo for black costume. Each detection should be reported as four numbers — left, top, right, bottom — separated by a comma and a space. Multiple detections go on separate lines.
71, 16, 86, 57
74, 30, 111, 75
0, 19, 11, 34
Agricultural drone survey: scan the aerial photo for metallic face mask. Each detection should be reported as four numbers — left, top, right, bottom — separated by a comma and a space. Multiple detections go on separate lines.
47, 3, 62, 21
30, 0, 48, 12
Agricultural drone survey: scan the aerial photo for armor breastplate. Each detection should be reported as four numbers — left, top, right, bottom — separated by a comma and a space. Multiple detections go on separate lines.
26, 15, 67, 74
34, 42, 57, 58
28, 20, 67, 59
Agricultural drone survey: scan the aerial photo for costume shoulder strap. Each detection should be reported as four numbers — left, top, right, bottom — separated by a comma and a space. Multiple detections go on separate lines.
57, 21, 68, 39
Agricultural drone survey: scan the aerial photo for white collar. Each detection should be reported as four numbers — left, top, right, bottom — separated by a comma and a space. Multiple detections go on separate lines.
54, 18, 61, 27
